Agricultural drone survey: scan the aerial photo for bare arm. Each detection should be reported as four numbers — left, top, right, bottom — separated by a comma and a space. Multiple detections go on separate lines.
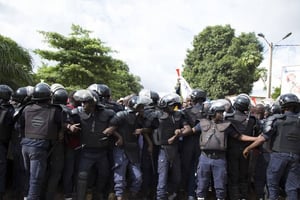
142, 129, 153, 154
243, 134, 266, 158
238, 134, 258, 142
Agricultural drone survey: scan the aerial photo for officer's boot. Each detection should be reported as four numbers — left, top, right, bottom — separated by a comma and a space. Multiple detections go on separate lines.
116, 196, 124, 200
76, 171, 88, 200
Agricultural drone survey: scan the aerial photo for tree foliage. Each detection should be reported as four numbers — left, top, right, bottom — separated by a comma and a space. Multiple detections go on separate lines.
34, 24, 142, 99
0, 34, 33, 88
182, 25, 263, 99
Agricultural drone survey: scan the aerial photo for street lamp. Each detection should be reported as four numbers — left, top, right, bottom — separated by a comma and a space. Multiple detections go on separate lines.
257, 32, 292, 99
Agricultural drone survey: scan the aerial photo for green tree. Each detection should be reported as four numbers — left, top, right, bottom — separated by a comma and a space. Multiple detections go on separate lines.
272, 86, 281, 100
182, 25, 263, 99
0, 35, 33, 88
34, 24, 142, 99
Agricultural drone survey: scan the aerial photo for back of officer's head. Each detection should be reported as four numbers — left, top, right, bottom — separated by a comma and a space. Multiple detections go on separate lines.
278, 93, 300, 113
31, 83, 52, 103
233, 94, 251, 112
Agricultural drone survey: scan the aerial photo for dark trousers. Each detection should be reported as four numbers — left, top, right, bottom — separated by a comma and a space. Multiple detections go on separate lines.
11, 140, 26, 197
196, 152, 227, 199
77, 148, 110, 200
227, 147, 249, 200
22, 145, 48, 200
254, 152, 270, 199
141, 142, 159, 198
267, 152, 300, 200
44, 142, 64, 200
0, 143, 7, 194
63, 146, 80, 197
156, 147, 181, 200
113, 147, 142, 197
180, 135, 200, 197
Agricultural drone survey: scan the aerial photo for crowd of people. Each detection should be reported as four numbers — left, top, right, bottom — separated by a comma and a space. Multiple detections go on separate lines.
0, 82, 299, 200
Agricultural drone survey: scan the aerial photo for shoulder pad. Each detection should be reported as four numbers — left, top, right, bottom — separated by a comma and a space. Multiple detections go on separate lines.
216, 121, 231, 132
116, 110, 129, 118
199, 118, 211, 131
267, 113, 285, 122
263, 114, 284, 134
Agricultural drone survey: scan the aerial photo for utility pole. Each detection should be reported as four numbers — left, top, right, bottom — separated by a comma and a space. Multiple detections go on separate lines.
257, 32, 292, 99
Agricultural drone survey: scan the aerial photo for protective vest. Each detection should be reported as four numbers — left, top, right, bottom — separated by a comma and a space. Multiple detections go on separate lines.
24, 104, 59, 140
80, 108, 114, 148
184, 103, 204, 126
227, 111, 257, 148
199, 118, 231, 151
112, 110, 141, 163
272, 114, 300, 154
153, 111, 182, 145
0, 104, 14, 141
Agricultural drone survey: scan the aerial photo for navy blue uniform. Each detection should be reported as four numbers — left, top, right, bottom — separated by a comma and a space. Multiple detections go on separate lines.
262, 111, 300, 200
193, 120, 240, 199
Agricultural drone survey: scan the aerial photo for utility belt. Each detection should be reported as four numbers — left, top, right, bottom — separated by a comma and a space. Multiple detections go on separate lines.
202, 150, 226, 159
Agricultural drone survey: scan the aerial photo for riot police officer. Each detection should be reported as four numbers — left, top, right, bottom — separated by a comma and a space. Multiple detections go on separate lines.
226, 94, 260, 200
151, 93, 191, 200
103, 95, 147, 200
139, 89, 160, 200
11, 86, 33, 200
0, 84, 14, 200
43, 83, 69, 200
20, 83, 64, 200
192, 99, 258, 200
71, 89, 121, 200
181, 89, 206, 200
243, 93, 300, 200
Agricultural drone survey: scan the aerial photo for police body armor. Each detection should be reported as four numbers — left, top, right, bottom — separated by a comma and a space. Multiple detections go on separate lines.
153, 111, 182, 161
0, 104, 14, 141
227, 110, 257, 149
184, 103, 204, 126
24, 103, 59, 140
113, 110, 141, 163
199, 118, 231, 151
79, 107, 114, 148
272, 113, 300, 154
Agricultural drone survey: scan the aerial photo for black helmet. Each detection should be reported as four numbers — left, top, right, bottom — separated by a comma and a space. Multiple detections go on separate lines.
32, 83, 51, 101
12, 86, 34, 104
233, 94, 251, 112
207, 99, 226, 116
158, 93, 181, 108
0, 84, 13, 101
73, 89, 97, 103
278, 93, 299, 109
87, 84, 111, 100
139, 89, 160, 105
127, 95, 145, 111
52, 89, 68, 105
270, 103, 281, 115
50, 83, 68, 105
50, 83, 65, 93
190, 89, 206, 103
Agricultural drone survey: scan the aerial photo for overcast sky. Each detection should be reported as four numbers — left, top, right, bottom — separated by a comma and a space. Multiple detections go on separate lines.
1, 0, 300, 97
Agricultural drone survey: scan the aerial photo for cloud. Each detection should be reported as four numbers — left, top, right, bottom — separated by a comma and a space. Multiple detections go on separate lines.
1, 0, 299, 97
